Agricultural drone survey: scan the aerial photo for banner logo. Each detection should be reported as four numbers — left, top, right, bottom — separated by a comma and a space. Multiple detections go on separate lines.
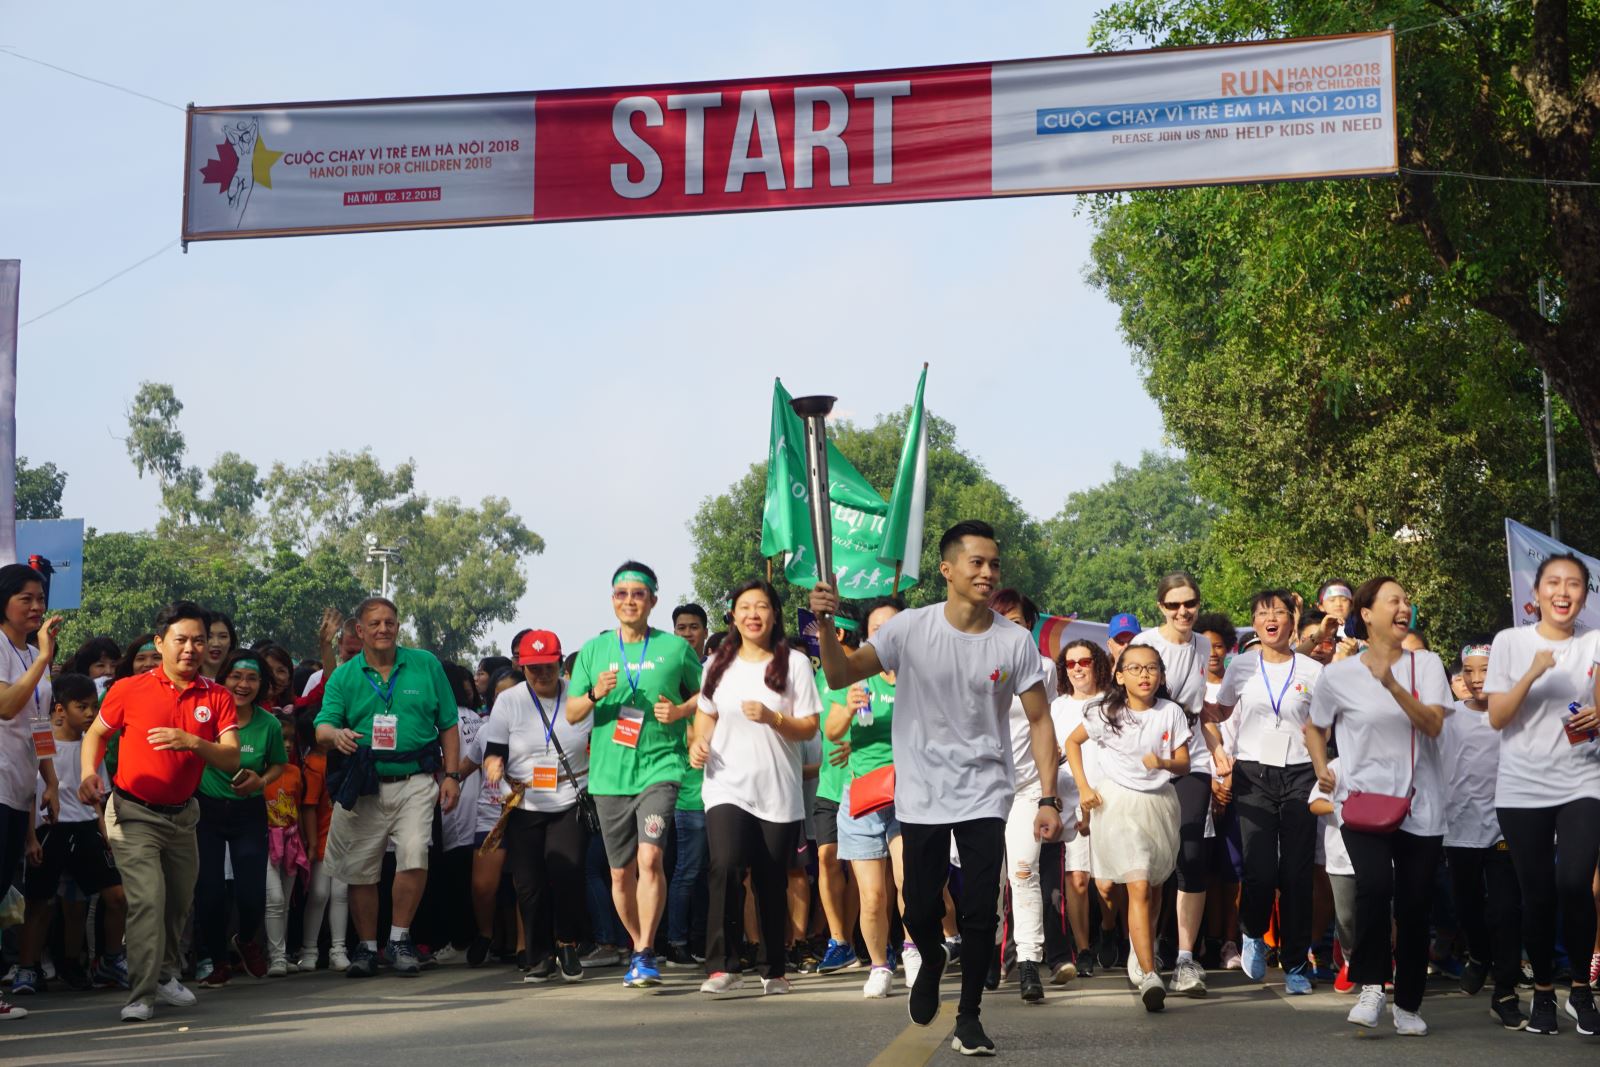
198, 117, 283, 230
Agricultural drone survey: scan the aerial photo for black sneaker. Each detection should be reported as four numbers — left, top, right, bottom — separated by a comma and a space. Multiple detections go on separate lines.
1566, 985, 1600, 1035
346, 944, 378, 978
522, 956, 556, 984
793, 944, 820, 974
466, 935, 491, 969
1491, 992, 1528, 1030
557, 945, 584, 983
1075, 948, 1096, 979
1527, 989, 1559, 1034
950, 1015, 996, 1057
388, 937, 421, 977
663, 942, 698, 969
1460, 957, 1488, 996
908, 943, 948, 1027
1018, 961, 1044, 1003
1096, 928, 1119, 970
59, 960, 93, 992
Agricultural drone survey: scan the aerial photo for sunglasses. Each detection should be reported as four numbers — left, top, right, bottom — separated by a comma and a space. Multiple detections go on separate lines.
612, 589, 651, 602
1061, 657, 1095, 670
1160, 598, 1200, 612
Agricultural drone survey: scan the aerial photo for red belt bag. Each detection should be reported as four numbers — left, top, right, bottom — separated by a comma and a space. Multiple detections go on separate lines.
1341, 652, 1417, 835
849, 765, 896, 818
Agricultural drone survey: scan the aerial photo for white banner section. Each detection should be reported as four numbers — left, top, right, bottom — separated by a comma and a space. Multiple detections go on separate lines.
1505, 518, 1600, 634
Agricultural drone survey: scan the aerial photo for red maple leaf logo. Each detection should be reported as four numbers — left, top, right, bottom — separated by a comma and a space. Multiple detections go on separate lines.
989, 668, 1001, 682
199, 141, 239, 193
1161, 731, 1170, 741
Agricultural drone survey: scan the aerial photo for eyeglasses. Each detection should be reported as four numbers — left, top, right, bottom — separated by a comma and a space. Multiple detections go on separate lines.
1160, 598, 1200, 612
1119, 663, 1161, 677
612, 589, 651, 602
1062, 657, 1095, 670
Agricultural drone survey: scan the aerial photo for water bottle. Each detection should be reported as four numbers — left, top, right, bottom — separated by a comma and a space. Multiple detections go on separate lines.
857, 690, 873, 727
1566, 701, 1596, 746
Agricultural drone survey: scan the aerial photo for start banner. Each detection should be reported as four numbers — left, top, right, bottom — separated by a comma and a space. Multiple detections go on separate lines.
183, 31, 1396, 242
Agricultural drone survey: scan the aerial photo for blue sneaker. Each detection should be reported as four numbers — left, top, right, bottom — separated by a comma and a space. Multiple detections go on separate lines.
1284, 963, 1315, 995
623, 951, 661, 987
818, 939, 859, 974
10, 966, 41, 995
1241, 937, 1268, 982
93, 953, 130, 990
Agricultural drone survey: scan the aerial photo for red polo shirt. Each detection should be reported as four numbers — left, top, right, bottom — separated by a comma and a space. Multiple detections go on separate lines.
99, 669, 239, 806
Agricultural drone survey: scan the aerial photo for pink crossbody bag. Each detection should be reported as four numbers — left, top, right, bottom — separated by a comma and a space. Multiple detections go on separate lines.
1340, 652, 1417, 835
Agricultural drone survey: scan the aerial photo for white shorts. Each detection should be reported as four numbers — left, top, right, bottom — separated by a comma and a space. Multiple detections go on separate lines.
324, 774, 437, 885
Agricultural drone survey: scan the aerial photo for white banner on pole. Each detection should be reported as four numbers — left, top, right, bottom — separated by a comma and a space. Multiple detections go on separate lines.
1505, 518, 1600, 633
0, 260, 18, 567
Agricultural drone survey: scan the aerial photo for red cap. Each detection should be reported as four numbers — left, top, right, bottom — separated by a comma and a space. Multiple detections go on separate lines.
514, 629, 563, 666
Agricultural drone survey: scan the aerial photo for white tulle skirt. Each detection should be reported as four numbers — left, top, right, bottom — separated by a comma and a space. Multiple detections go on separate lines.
1089, 779, 1180, 885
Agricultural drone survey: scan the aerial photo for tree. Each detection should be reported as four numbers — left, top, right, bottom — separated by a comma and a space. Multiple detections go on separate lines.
689, 409, 1053, 617
1041, 453, 1219, 625
15, 456, 65, 520
1089, 1, 1600, 476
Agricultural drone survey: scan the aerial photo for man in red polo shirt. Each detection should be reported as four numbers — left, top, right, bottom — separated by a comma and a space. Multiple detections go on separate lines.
79, 601, 241, 1022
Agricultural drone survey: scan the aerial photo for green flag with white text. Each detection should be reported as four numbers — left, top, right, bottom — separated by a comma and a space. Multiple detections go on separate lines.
878, 366, 928, 583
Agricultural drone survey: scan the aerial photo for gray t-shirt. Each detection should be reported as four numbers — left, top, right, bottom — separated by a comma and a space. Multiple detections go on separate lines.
867, 604, 1047, 823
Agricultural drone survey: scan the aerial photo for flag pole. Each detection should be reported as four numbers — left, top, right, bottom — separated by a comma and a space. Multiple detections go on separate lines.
766, 557, 773, 583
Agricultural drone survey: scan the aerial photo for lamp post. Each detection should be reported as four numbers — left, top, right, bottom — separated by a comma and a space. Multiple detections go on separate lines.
364, 533, 401, 601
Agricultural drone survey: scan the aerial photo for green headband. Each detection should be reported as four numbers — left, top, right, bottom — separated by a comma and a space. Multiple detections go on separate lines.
835, 616, 859, 633
138, 642, 156, 653
613, 570, 657, 593
233, 659, 263, 674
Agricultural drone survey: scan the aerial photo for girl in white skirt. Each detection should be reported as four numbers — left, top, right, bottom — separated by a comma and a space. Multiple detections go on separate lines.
1064, 642, 1189, 1012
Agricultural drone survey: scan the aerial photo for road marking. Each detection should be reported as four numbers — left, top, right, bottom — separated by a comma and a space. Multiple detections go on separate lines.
866, 1012, 955, 1067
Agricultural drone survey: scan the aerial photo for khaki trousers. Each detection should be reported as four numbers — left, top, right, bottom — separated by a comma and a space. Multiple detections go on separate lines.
104, 793, 200, 1007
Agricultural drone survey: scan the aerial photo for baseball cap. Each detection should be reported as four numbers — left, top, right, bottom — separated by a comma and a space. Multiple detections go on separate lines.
1108, 613, 1141, 640
514, 629, 563, 666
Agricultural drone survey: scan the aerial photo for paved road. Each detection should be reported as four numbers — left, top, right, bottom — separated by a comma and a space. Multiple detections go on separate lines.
3, 958, 1597, 1065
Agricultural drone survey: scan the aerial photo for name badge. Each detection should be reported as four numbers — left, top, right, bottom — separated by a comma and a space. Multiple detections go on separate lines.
1258, 731, 1292, 769
372, 713, 398, 752
32, 721, 55, 759
532, 762, 560, 791
613, 709, 644, 749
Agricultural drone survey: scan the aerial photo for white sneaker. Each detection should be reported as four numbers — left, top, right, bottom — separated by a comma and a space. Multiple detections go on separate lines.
1220, 941, 1242, 970
1348, 985, 1385, 1029
699, 972, 744, 994
120, 1001, 153, 1022
295, 953, 319, 972
1171, 958, 1207, 997
863, 966, 894, 998
156, 977, 197, 1008
1139, 970, 1167, 1012
1392, 1003, 1428, 1036
431, 945, 459, 965
901, 943, 923, 988
761, 976, 793, 995
328, 948, 350, 971
267, 958, 288, 978
1127, 951, 1145, 988
1051, 958, 1078, 985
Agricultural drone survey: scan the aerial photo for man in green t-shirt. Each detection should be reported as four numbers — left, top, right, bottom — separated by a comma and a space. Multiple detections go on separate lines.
313, 597, 462, 979
812, 610, 861, 976
566, 561, 702, 988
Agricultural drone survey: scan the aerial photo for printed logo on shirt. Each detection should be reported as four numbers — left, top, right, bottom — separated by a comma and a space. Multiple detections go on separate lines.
194, 706, 213, 723
988, 668, 1010, 685
1292, 683, 1310, 695
242, 745, 256, 754
402, 688, 421, 697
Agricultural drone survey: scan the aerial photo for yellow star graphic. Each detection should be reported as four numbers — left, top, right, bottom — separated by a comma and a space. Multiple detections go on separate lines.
252, 132, 284, 190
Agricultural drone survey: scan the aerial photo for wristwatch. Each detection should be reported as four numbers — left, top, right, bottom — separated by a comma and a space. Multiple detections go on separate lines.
444, 771, 464, 782
586, 687, 599, 703
1037, 796, 1063, 812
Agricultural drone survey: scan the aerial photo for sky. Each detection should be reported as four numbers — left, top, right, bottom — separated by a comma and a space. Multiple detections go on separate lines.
1, 1, 1167, 654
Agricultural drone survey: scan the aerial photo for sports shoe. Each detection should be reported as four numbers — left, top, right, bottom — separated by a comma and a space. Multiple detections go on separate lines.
157, 976, 198, 1007
1139, 970, 1167, 1012
93, 953, 131, 990
1220, 940, 1241, 970
1126, 948, 1144, 988
198, 963, 232, 988
1075, 949, 1096, 978
901, 942, 923, 987
266, 958, 288, 978
234, 934, 269, 979
59, 960, 92, 991
1460, 957, 1488, 996
1051, 958, 1078, 985
623, 951, 661, 988
329, 947, 351, 972
0, 994, 23, 1021
295, 952, 320, 973
1333, 962, 1354, 993
1284, 962, 1314, 996
1172, 958, 1207, 997
558, 944, 584, 983
664, 942, 699, 969
388, 936, 421, 976
119, 1000, 151, 1022
1527, 988, 1559, 1034
699, 971, 744, 994
817, 938, 859, 974
1348, 985, 1384, 1029
1392, 1003, 1428, 1036
761, 975, 793, 995
1565, 985, 1600, 1035
944, 937, 963, 970
790, 943, 820, 974
195, 958, 214, 982
580, 943, 623, 968
950, 1015, 996, 1056
431, 944, 459, 965
1591, 953, 1600, 987
1240, 936, 1268, 981
908, 942, 948, 1026
522, 956, 556, 983
1096, 927, 1119, 970
1491, 992, 1528, 1030
863, 966, 894, 998
9, 967, 41, 995
345, 943, 378, 978
1019, 960, 1044, 1003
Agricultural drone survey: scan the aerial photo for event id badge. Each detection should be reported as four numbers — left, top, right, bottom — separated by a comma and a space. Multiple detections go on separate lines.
31, 717, 54, 758
613, 709, 645, 749
532, 761, 560, 791
1257, 731, 1291, 768
371, 714, 398, 751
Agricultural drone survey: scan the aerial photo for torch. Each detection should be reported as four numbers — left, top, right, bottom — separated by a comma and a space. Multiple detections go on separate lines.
789, 394, 837, 603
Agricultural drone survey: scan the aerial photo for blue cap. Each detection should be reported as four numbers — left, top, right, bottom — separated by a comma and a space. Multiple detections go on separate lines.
1108, 613, 1141, 639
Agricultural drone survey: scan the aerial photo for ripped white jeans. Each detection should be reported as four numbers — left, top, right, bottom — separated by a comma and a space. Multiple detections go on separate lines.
1003, 779, 1046, 963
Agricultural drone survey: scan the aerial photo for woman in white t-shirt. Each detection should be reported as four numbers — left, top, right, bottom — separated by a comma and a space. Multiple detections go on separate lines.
1064, 642, 1188, 1012
1206, 589, 1323, 996
1048, 639, 1110, 982
689, 580, 820, 996
1484, 552, 1600, 1036
1306, 577, 1450, 1037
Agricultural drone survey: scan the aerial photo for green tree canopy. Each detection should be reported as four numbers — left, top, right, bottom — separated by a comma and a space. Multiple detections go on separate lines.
15, 456, 65, 520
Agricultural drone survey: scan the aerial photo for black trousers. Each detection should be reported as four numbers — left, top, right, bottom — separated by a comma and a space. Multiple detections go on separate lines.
195, 794, 268, 964
1498, 798, 1600, 986
505, 805, 589, 964
1173, 772, 1212, 892
902, 818, 1005, 1019
1340, 827, 1441, 1012
1038, 840, 1077, 966
1236, 761, 1317, 965
705, 804, 798, 979
1446, 843, 1523, 995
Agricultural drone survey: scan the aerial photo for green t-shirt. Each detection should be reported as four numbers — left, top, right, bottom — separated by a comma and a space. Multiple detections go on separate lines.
848, 674, 896, 777
570, 628, 702, 797
313, 647, 458, 777
199, 708, 286, 800
816, 671, 848, 804
676, 767, 704, 812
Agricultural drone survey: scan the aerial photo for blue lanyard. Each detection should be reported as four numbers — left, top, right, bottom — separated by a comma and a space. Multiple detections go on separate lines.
6, 641, 41, 719
529, 683, 563, 749
617, 630, 652, 701
1258, 654, 1297, 726
365, 667, 398, 709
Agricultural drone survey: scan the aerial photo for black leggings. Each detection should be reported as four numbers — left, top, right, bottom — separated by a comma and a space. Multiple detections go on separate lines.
705, 804, 798, 979
1498, 798, 1600, 987
1447, 844, 1523, 996
1341, 827, 1441, 1012
1236, 762, 1317, 964
901, 818, 1005, 1019
196, 794, 268, 965
1173, 772, 1212, 893
505, 806, 589, 964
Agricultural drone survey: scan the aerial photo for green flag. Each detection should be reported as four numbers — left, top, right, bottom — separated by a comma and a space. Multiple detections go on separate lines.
878, 366, 928, 582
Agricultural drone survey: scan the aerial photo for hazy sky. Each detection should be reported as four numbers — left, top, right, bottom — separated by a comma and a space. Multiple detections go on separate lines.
2, 2, 1166, 654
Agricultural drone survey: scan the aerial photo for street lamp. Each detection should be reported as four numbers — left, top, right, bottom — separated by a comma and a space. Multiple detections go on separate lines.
365, 532, 401, 601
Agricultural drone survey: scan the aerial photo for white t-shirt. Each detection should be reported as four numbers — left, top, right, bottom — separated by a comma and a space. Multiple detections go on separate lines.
0, 639, 51, 811
481, 680, 592, 814
1309, 757, 1353, 876
466, 728, 507, 835
1049, 692, 1096, 810
1130, 629, 1213, 776
1009, 655, 1060, 791
868, 605, 1046, 823
440, 708, 484, 849
1439, 701, 1503, 848
1308, 651, 1452, 838
1216, 651, 1322, 767
698, 649, 820, 824
37, 737, 105, 824
1080, 697, 1189, 793
1483, 625, 1600, 809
